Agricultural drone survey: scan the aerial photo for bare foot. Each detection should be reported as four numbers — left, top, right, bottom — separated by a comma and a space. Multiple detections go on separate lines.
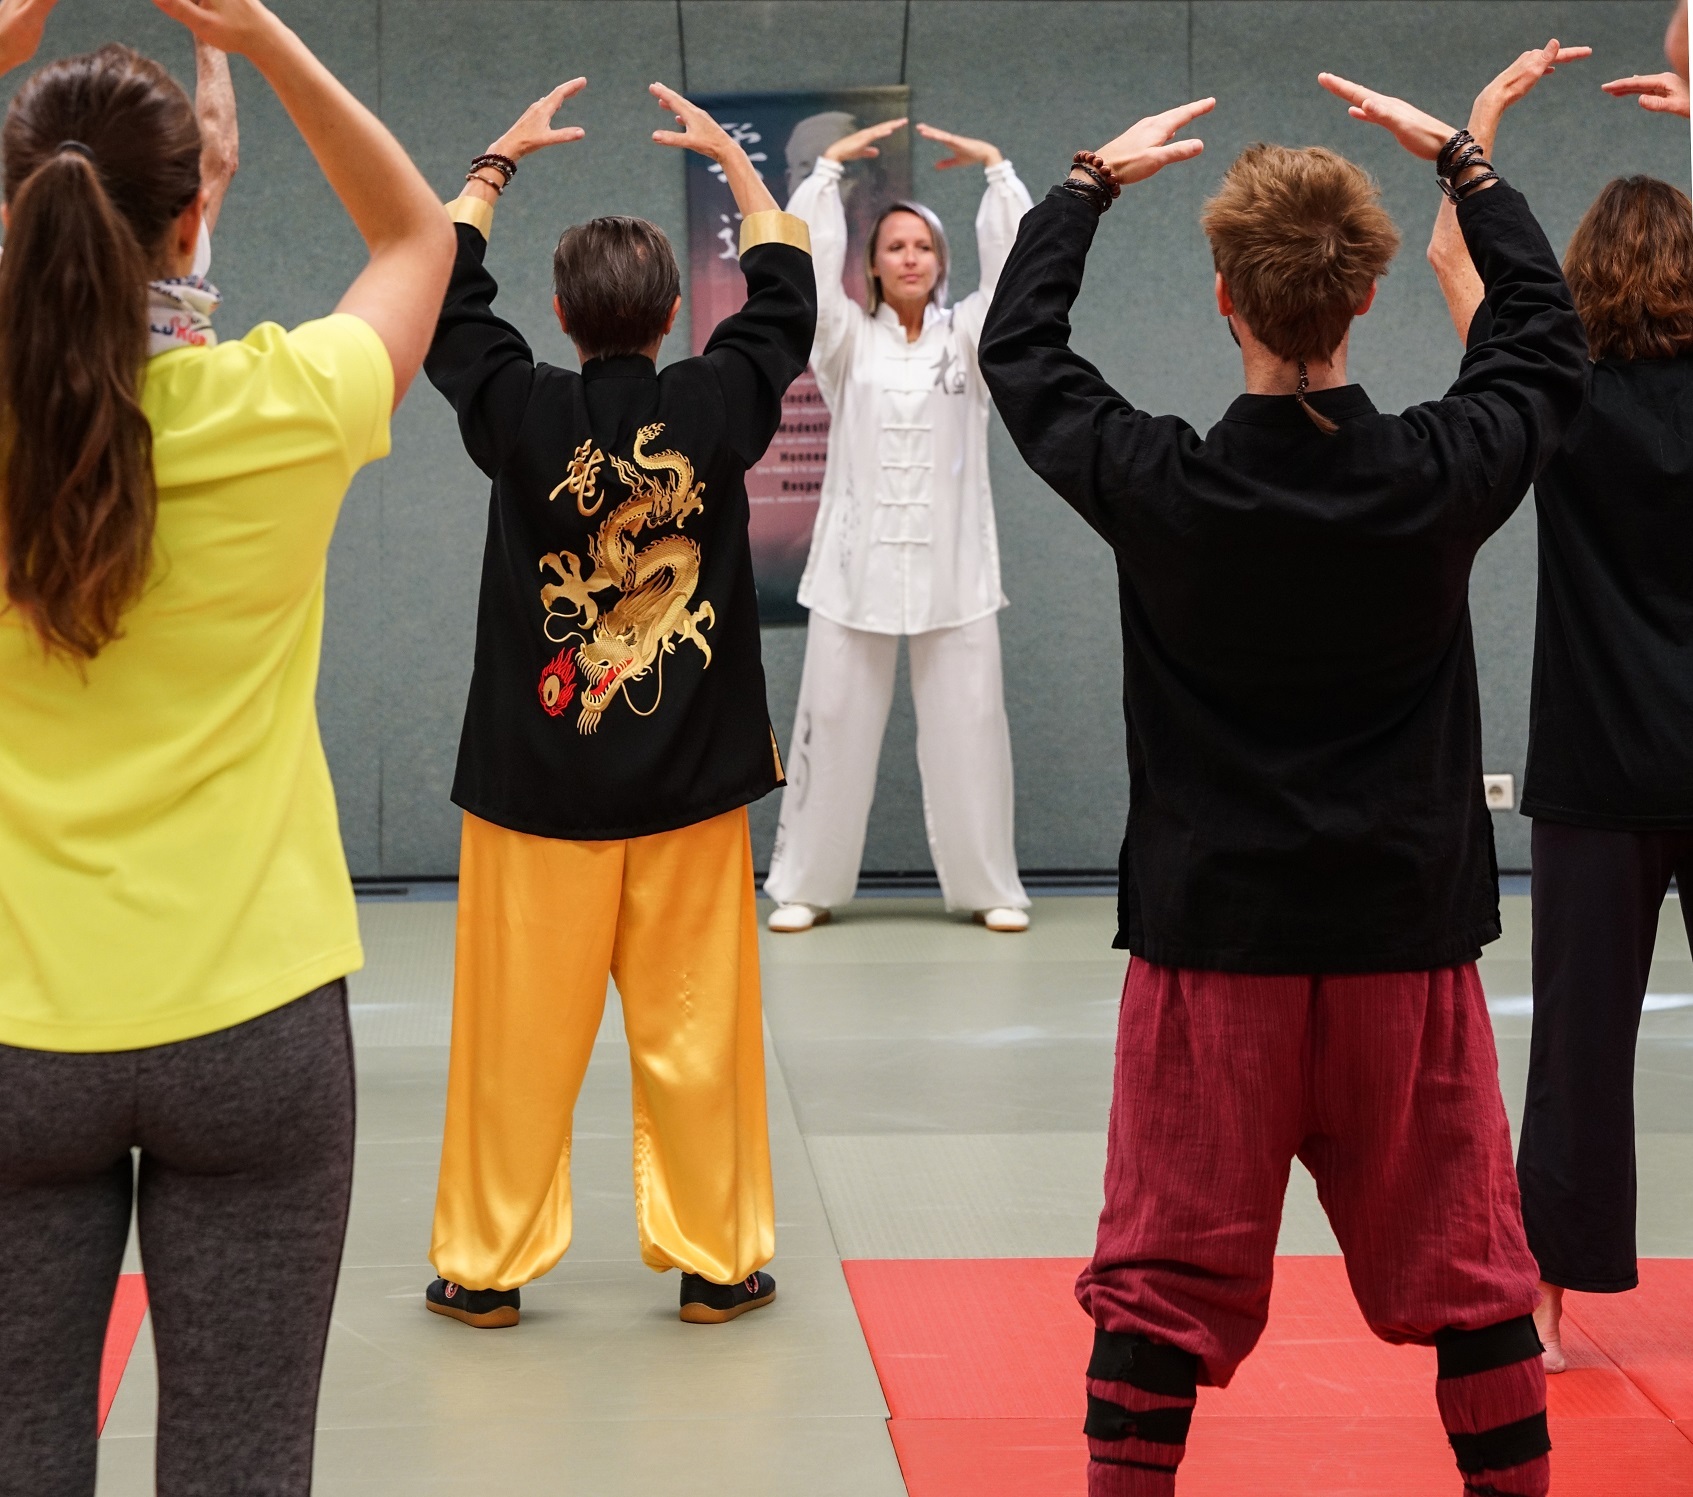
1534, 1281, 1567, 1374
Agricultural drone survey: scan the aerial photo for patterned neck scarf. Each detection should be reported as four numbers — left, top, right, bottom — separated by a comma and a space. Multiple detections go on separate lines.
147, 275, 220, 356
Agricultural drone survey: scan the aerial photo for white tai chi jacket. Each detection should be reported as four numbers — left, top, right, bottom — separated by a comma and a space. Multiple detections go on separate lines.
786, 156, 1033, 636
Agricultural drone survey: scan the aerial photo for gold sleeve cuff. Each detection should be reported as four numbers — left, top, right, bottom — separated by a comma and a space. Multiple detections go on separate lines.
446, 194, 496, 241
739, 210, 811, 256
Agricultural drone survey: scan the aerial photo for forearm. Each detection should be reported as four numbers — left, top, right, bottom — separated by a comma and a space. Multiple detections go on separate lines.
1427, 199, 1485, 344
243, 13, 442, 255
719, 148, 777, 218
976, 161, 1033, 296
1444, 185, 1587, 483
980, 191, 1144, 533
195, 41, 238, 231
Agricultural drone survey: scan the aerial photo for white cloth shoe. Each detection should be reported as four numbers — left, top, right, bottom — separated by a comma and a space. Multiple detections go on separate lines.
975, 907, 1030, 933
767, 903, 830, 933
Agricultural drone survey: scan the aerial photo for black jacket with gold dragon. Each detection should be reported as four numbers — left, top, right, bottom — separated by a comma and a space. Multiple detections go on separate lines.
425, 213, 816, 841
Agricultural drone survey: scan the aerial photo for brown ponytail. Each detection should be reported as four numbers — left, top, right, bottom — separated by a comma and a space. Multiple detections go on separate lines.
0, 46, 200, 661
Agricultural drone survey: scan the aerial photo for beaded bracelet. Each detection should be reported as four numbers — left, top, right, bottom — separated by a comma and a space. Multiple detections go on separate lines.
1071, 150, 1122, 200
466, 168, 507, 195
470, 152, 518, 187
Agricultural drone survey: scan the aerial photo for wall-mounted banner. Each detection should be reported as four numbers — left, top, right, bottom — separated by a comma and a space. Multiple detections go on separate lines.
686, 86, 911, 623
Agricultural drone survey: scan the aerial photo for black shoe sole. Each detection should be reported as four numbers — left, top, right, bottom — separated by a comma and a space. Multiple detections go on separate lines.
679, 1285, 777, 1324
426, 1297, 520, 1329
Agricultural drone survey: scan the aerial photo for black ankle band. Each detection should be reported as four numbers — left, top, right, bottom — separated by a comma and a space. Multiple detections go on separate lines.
1087, 1330, 1200, 1397
1435, 1316, 1544, 1380
1448, 1411, 1551, 1474
1084, 1393, 1194, 1446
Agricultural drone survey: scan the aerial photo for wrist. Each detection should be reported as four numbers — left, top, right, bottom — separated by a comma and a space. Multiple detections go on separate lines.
982, 148, 1004, 167
234, 10, 296, 69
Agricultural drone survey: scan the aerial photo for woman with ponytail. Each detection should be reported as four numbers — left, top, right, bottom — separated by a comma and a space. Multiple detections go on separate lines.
0, 1, 453, 1493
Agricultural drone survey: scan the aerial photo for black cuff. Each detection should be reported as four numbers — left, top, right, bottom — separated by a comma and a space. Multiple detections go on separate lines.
1448, 1411, 1551, 1474
1434, 1316, 1543, 1380
1087, 1330, 1200, 1398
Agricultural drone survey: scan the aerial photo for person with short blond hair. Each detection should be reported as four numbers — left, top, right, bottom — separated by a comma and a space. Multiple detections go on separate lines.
980, 45, 1590, 1497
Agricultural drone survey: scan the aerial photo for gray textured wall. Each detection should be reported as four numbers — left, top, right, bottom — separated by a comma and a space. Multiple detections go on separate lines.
11, 3, 1687, 877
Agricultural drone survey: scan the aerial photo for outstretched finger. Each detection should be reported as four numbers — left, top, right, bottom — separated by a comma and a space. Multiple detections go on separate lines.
649, 80, 697, 118
1153, 138, 1206, 167
1156, 96, 1217, 133
543, 126, 586, 145
651, 128, 690, 149
547, 77, 588, 105
1318, 72, 1370, 106
1551, 44, 1593, 62
870, 117, 909, 138
1603, 73, 1669, 94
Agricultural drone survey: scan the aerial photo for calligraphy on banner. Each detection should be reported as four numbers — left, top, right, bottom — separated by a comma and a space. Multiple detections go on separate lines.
685, 86, 911, 623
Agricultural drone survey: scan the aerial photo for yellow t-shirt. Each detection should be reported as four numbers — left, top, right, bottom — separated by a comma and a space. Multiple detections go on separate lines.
0, 313, 392, 1052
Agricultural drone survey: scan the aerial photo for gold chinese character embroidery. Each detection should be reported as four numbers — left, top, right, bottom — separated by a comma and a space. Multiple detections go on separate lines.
549, 438, 607, 516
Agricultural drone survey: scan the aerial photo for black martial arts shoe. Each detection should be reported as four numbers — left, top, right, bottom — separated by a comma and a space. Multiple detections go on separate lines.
678, 1270, 777, 1324
425, 1277, 521, 1328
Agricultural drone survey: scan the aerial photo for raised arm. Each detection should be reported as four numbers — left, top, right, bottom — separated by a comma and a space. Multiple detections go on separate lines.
426, 80, 586, 477
786, 118, 903, 381
916, 124, 1032, 300
194, 39, 238, 232
651, 82, 816, 462
0, 0, 57, 78
1323, 70, 1587, 524
153, 0, 455, 410
1425, 40, 1590, 343
979, 100, 1213, 542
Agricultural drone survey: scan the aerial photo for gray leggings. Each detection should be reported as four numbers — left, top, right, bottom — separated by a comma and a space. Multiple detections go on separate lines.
0, 982, 355, 1497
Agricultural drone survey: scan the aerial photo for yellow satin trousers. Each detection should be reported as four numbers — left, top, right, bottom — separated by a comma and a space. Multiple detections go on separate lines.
429, 808, 774, 1292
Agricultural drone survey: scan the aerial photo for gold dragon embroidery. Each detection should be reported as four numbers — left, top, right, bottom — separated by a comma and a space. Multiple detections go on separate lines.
538, 422, 714, 734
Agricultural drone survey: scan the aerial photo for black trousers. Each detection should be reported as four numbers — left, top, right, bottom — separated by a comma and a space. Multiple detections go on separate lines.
0, 982, 355, 1497
1517, 821, 1693, 1293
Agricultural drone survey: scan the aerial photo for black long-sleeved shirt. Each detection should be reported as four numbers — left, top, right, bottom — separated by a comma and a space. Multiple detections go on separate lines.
425, 210, 816, 840
1504, 338, 1693, 828
980, 183, 1587, 973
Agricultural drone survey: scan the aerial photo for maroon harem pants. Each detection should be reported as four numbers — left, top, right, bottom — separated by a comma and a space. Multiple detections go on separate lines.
1078, 958, 1540, 1386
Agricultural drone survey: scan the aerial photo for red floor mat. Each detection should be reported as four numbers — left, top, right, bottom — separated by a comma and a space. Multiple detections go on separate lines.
1562, 1262, 1693, 1420
888, 1415, 1693, 1496
99, 1274, 148, 1433
846, 1257, 1693, 1495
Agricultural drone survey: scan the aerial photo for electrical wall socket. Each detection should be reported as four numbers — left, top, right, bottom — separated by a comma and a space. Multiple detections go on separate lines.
1483, 774, 1515, 811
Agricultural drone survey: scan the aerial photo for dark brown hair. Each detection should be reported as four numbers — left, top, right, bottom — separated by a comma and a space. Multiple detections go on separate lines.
552, 216, 680, 359
1564, 176, 1693, 362
0, 45, 201, 662
1201, 143, 1401, 363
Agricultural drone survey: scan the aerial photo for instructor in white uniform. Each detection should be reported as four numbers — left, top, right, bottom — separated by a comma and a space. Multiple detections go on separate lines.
765, 118, 1032, 933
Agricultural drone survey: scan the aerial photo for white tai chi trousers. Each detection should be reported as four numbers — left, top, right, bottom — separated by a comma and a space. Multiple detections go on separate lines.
765, 612, 1029, 913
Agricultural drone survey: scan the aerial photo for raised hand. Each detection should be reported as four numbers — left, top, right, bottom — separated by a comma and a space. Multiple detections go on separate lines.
1602, 70, 1691, 117
0, 0, 58, 75
150, 0, 281, 58
1091, 98, 1215, 186
823, 117, 907, 164
916, 123, 1002, 170
1318, 73, 1457, 160
489, 78, 587, 162
650, 81, 777, 217
1470, 39, 1592, 151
